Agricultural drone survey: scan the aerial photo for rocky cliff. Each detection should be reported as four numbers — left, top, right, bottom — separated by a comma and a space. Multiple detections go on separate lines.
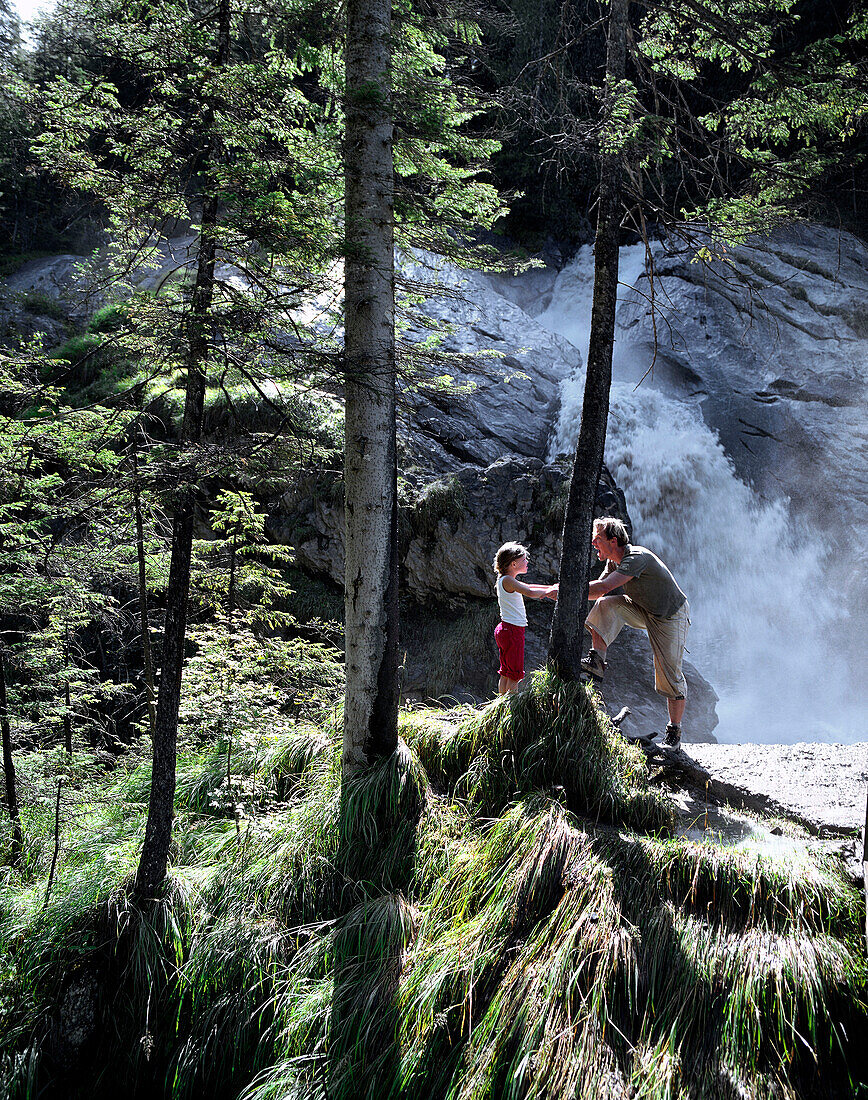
12, 227, 868, 744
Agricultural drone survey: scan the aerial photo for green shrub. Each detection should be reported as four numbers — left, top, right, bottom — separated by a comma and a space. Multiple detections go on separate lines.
87, 304, 127, 334
53, 332, 101, 365
20, 290, 67, 320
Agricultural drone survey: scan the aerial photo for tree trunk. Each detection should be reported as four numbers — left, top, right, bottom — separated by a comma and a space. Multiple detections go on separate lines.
548, 0, 628, 679
227, 530, 237, 617
132, 445, 156, 737
0, 647, 23, 866
63, 680, 72, 755
342, 0, 399, 774
134, 0, 230, 897
862, 781, 867, 951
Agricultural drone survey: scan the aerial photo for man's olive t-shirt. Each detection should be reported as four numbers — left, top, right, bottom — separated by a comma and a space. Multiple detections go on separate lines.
602, 545, 687, 619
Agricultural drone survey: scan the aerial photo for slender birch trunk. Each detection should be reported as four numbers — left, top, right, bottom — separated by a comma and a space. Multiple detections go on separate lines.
548, 0, 628, 679
342, 0, 399, 773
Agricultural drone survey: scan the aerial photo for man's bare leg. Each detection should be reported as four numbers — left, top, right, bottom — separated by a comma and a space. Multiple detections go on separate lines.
588, 628, 608, 658
668, 696, 686, 726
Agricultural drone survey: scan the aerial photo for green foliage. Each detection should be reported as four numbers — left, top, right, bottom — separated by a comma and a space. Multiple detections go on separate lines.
406, 668, 673, 830
636, 0, 868, 240
1, 675, 865, 1099
177, 618, 343, 751
19, 290, 67, 320
53, 332, 100, 365
0, 395, 142, 749
191, 491, 298, 626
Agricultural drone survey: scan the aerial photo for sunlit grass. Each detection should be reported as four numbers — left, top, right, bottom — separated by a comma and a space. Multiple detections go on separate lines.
0, 671, 865, 1100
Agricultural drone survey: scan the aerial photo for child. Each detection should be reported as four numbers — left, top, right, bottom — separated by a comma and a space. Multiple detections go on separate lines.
493, 542, 559, 694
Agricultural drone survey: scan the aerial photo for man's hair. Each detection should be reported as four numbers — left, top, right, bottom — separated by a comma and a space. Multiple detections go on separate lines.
493, 541, 529, 575
593, 517, 629, 547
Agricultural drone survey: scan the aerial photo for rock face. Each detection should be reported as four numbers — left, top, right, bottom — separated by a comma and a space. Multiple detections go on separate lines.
616, 224, 868, 597
623, 227, 868, 514
0, 234, 199, 348
687, 742, 867, 837
2, 240, 723, 738
279, 457, 628, 600
397, 252, 578, 473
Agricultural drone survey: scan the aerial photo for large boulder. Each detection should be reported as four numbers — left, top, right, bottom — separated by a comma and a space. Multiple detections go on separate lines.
398, 251, 580, 472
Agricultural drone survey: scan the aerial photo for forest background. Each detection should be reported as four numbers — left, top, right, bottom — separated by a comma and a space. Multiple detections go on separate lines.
0, 0, 867, 1097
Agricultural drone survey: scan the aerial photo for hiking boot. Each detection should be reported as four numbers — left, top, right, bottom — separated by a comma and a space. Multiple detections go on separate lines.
662, 723, 682, 748
580, 649, 607, 679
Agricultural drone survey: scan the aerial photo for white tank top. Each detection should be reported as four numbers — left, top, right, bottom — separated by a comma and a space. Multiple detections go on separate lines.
496, 575, 527, 626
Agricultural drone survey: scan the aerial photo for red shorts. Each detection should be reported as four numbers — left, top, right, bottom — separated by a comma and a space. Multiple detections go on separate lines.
495, 621, 525, 683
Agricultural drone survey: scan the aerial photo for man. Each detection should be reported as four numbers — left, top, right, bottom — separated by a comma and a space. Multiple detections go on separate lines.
580, 517, 690, 747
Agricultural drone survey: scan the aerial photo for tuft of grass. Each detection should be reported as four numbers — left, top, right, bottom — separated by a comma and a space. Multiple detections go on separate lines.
406, 475, 467, 543
405, 600, 497, 702
19, 290, 68, 320
406, 668, 673, 832
1, 673, 866, 1100
608, 832, 861, 936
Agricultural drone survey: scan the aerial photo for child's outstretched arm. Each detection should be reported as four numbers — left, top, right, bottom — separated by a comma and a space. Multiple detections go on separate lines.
503, 578, 559, 600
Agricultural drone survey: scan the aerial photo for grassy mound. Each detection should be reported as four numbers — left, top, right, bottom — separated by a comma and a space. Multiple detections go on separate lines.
0, 671, 865, 1100
403, 672, 673, 830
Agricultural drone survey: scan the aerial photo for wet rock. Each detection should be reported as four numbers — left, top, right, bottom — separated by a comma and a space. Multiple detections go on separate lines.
398, 250, 578, 473
278, 457, 629, 599
616, 224, 868, 556
596, 628, 718, 744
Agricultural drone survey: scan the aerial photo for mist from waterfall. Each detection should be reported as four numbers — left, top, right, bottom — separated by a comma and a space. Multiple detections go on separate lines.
537, 246, 859, 744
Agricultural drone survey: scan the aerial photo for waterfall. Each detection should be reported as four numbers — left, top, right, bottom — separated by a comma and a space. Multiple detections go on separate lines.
538, 247, 861, 744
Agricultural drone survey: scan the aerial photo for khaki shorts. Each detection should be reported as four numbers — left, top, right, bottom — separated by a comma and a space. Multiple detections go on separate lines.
586, 596, 690, 699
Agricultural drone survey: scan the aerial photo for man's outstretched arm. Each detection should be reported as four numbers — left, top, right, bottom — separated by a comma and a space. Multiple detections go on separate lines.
588, 571, 631, 600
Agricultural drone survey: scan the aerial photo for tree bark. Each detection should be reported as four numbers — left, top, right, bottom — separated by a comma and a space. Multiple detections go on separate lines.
132, 444, 156, 737
548, 0, 628, 679
0, 647, 23, 866
227, 530, 237, 617
134, 0, 230, 897
858, 783, 862, 954
63, 680, 72, 755
342, 0, 399, 774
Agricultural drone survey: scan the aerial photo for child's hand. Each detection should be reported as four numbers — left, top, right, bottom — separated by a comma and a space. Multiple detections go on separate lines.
545, 584, 559, 601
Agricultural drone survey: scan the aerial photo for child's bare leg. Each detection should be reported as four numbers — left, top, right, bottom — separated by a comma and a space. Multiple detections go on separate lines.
498, 676, 520, 694
589, 627, 607, 657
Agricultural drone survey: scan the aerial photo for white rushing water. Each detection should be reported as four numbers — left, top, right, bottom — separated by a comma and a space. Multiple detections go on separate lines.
537, 246, 860, 744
